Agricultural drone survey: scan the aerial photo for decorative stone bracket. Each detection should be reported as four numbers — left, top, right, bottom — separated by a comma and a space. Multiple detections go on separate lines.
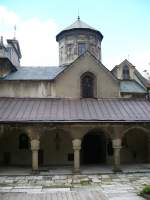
31, 139, 40, 151
112, 138, 122, 149
72, 139, 81, 150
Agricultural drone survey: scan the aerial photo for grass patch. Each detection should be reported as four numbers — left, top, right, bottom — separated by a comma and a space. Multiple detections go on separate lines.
140, 185, 150, 199
140, 185, 150, 195
45, 184, 70, 188
80, 180, 91, 186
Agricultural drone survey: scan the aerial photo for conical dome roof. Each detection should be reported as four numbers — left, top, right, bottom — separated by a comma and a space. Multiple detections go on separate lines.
63, 18, 97, 31
56, 18, 103, 41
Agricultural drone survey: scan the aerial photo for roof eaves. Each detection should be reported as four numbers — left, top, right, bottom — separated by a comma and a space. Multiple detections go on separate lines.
56, 28, 103, 42
134, 69, 150, 88
120, 80, 147, 93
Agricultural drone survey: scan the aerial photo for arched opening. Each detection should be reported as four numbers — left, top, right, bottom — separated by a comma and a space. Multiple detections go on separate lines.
81, 130, 107, 164
123, 65, 130, 79
81, 72, 95, 98
121, 128, 149, 164
19, 134, 29, 150
0, 130, 31, 166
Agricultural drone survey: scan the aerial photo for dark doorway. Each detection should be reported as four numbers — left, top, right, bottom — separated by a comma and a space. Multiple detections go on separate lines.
82, 133, 106, 164
3, 152, 11, 165
38, 150, 44, 166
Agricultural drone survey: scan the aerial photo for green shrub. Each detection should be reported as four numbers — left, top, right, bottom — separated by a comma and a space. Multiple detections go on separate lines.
140, 185, 150, 195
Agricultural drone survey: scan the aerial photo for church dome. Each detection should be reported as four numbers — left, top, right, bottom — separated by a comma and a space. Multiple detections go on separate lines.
56, 18, 103, 66
56, 17, 103, 41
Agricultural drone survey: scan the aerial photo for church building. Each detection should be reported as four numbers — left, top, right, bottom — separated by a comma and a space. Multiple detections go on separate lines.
0, 17, 150, 173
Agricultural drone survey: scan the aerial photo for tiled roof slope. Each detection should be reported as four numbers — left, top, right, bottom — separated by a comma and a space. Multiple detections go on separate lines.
56, 19, 103, 41
0, 98, 150, 122
63, 19, 97, 31
120, 80, 147, 93
3, 66, 66, 80
134, 69, 150, 88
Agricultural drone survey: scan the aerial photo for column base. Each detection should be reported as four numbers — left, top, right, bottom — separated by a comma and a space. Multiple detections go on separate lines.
113, 167, 122, 173
73, 168, 80, 174
31, 169, 40, 175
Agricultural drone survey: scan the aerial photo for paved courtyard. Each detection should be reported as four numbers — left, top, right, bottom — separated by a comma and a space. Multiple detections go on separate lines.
0, 169, 150, 200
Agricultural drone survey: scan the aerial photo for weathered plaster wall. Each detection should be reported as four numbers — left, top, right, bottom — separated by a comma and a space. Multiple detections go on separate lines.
0, 80, 53, 98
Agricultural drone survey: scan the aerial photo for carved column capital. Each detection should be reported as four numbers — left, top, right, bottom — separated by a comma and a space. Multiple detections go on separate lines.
31, 139, 40, 151
25, 126, 42, 140
112, 138, 122, 149
72, 139, 81, 150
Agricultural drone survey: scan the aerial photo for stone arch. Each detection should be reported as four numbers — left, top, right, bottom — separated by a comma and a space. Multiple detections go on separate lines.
121, 126, 149, 164
81, 128, 112, 165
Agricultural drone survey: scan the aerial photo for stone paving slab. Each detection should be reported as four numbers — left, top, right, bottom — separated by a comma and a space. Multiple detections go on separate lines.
0, 172, 149, 199
0, 191, 108, 200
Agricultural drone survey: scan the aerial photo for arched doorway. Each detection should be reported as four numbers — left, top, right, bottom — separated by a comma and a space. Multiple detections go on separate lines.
121, 128, 149, 164
81, 131, 107, 164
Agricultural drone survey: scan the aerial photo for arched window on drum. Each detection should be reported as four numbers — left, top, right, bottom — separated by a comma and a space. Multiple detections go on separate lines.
123, 65, 130, 79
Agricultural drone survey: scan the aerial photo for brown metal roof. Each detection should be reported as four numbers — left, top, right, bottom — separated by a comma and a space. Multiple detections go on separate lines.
0, 98, 150, 123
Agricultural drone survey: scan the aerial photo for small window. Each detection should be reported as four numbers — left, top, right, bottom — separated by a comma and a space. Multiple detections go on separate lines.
81, 72, 95, 98
123, 65, 130, 79
60, 47, 63, 62
19, 134, 29, 149
66, 44, 73, 57
78, 43, 86, 56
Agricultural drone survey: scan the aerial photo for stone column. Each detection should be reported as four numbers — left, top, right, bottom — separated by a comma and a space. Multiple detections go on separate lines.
112, 138, 122, 172
30, 139, 40, 172
72, 139, 81, 173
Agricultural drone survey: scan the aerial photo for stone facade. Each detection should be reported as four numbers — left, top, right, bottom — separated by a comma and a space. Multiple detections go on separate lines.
0, 38, 21, 67
0, 18, 150, 174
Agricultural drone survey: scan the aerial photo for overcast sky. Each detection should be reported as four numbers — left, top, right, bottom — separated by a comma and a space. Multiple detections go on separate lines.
0, 0, 150, 75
